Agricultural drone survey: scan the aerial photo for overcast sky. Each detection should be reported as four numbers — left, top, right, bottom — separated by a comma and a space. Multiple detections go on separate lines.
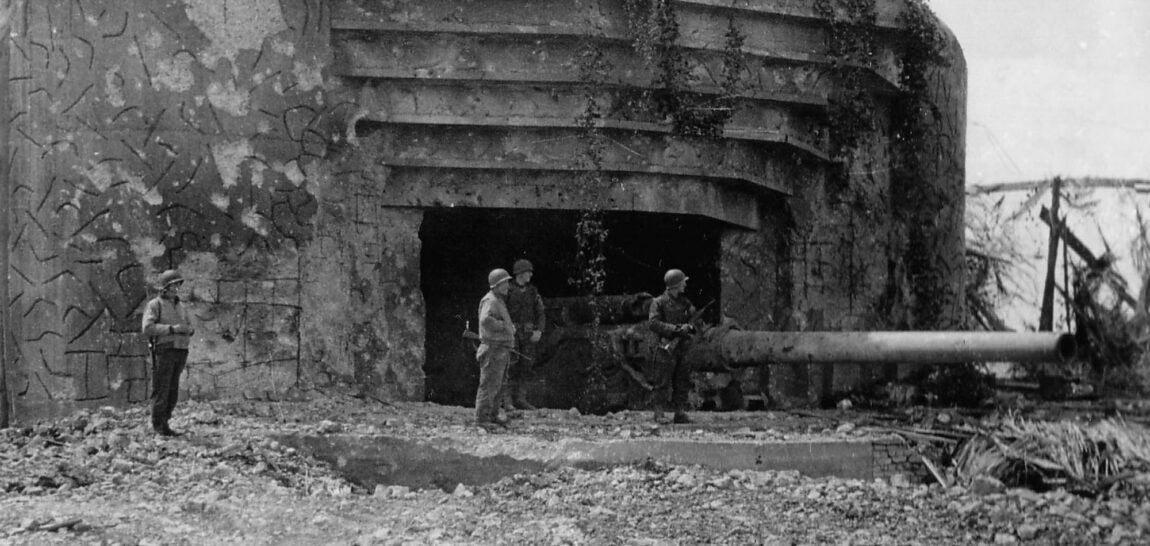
929, 0, 1150, 186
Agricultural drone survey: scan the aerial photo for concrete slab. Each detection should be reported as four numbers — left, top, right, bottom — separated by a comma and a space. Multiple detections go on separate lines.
558, 438, 875, 480
278, 433, 902, 492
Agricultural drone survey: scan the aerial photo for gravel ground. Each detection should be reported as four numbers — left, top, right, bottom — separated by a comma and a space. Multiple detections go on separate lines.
1, 391, 1147, 545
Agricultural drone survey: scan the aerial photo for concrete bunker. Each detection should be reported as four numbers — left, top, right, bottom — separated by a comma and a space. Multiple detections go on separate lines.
1, 0, 967, 423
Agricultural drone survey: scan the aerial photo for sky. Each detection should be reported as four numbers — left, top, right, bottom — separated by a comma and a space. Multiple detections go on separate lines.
929, 0, 1150, 185
928, 1, 1150, 330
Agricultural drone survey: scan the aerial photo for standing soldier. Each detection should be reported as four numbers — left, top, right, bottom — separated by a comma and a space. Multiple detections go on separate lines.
141, 269, 196, 436
648, 268, 697, 424
504, 258, 545, 411
475, 268, 516, 428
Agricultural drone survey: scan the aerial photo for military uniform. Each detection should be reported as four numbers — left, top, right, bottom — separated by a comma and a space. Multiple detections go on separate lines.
648, 270, 696, 423
505, 279, 545, 408
141, 270, 194, 436
476, 270, 516, 425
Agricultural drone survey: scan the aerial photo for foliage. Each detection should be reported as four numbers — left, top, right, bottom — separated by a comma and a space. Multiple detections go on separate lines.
953, 415, 1150, 494
812, 0, 958, 329
890, 0, 955, 329
622, 0, 744, 137
894, 0, 948, 98
813, 0, 878, 157
572, 35, 614, 414
964, 249, 1012, 331
964, 195, 1035, 331
905, 362, 997, 408
1130, 207, 1150, 281
569, 3, 746, 412
1069, 260, 1150, 395
573, 36, 612, 301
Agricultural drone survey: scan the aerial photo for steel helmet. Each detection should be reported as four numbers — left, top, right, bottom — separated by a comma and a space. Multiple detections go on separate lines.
663, 269, 688, 289
488, 268, 512, 288
513, 259, 534, 276
157, 269, 184, 290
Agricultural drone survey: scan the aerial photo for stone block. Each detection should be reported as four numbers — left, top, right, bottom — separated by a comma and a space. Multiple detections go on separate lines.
355, 196, 380, 224
82, 354, 111, 400
217, 280, 247, 304
273, 279, 300, 305
354, 222, 377, 240
212, 360, 298, 398
127, 379, 150, 404
192, 280, 218, 306
360, 241, 382, 263
247, 280, 276, 304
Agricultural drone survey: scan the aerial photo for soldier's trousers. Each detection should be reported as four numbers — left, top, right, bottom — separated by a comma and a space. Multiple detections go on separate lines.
505, 329, 537, 392
651, 344, 691, 411
151, 347, 188, 430
475, 343, 511, 423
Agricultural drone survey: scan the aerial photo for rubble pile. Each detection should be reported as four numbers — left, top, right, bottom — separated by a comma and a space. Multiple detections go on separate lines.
0, 405, 348, 498
0, 394, 1148, 545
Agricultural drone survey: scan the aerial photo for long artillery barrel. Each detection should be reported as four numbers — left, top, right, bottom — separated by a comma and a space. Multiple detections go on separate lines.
686, 327, 1077, 369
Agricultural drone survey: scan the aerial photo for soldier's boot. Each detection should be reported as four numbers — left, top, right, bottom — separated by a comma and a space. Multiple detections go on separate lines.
500, 391, 522, 419
513, 387, 537, 411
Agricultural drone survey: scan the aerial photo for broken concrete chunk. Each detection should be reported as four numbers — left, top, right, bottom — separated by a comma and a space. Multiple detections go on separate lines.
972, 475, 1006, 496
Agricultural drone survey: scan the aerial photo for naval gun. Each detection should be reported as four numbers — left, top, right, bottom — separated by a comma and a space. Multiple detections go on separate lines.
508, 293, 1077, 411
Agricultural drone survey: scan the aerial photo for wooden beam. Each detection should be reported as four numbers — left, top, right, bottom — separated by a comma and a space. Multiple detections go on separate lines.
1039, 177, 1062, 331
1039, 206, 1138, 310
967, 177, 1150, 195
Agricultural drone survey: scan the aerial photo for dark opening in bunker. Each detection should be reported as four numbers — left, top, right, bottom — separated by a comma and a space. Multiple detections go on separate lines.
419, 207, 723, 407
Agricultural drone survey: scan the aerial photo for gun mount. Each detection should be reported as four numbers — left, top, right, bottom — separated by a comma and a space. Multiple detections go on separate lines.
482, 294, 1077, 412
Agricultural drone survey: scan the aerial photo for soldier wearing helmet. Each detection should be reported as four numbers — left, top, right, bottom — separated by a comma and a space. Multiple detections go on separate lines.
648, 268, 697, 424
140, 268, 196, 436
474, 268, 517, 428
503, 258, 546, 411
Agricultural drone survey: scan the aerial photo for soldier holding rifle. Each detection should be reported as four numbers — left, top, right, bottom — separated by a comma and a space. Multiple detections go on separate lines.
648, 268, 699, 424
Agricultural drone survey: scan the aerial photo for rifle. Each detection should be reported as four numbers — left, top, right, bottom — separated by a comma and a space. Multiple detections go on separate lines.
462, 323, 534, 362
660, 299, 715, 353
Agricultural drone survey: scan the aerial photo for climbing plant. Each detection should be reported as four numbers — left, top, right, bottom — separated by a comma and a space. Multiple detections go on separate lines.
570, 1, 747, 298
622, 0, 744, 137
571, 35, 613, 414
891, 0, 952, 329
814, 0, 955, 329
568, 2, 748, 412
813, 0, 879, 159
573, 37, 611, 299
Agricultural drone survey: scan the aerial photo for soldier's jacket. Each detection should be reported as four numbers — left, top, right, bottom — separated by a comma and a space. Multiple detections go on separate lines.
648, 291, 696, 340
141, 296, 192, 350
478, 291, 515, 346
507, 281, 546, 331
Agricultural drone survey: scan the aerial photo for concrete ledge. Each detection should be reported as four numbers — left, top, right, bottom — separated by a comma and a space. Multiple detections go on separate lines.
558, 438, 875, 480
278, 433, 913, 491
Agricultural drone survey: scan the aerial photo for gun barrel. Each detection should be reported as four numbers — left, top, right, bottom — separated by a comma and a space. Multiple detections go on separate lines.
696, 330, 1077, 367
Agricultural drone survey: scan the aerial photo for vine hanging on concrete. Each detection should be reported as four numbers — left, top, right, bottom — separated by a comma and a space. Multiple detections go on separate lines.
622, 0, 744, 138
891, 0, 952, 329
572, 33, 613, 414
814, 0, 879, 158
573, 36, 611, 300
814, 0, 956, 329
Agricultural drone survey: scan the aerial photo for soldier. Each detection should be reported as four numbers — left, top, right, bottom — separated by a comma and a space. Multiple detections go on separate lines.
504, 258, 545, 411
141, 269, 196, 436
475, 268, 516, 428
648, 268, 697, 424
